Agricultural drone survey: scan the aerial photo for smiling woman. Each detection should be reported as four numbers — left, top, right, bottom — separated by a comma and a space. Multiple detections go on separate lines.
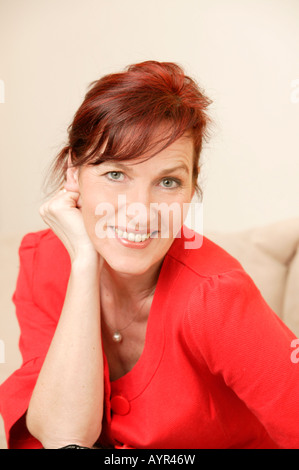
64, 133, 196, 277
0, 61, 299, 450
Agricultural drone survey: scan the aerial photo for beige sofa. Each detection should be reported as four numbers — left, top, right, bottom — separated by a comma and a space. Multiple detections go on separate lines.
1, 218, 298, 449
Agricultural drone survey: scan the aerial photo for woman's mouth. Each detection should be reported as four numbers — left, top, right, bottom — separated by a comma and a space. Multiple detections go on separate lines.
108, 226, 159, 249
114, 227, 151, 242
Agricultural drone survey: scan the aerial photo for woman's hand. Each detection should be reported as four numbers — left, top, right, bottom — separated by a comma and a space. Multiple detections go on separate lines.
39, 188, 98, 263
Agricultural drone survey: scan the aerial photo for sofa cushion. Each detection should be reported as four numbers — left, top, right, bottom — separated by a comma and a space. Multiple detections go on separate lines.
206, 218, 299, 338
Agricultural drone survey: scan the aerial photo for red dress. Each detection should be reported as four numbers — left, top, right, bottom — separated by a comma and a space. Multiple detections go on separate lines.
0, 227, 298, 449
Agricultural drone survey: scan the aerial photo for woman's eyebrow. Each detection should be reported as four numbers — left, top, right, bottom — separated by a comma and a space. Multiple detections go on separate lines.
156, 164, 190, 176
104, 161, 190, 176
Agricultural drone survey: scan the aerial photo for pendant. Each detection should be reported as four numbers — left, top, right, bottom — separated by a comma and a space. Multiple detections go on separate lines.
112, 331, 122, 343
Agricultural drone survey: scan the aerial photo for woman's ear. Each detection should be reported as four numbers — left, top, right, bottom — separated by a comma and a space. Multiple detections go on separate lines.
64, 151, 80, 192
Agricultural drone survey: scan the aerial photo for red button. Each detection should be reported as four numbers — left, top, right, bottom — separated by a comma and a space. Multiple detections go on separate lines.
111, 395, 131, 415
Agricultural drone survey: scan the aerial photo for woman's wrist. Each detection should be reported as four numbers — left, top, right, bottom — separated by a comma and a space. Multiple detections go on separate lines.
71, 249, 100, 270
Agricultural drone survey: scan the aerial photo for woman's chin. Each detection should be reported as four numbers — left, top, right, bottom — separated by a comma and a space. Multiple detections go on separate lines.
90, 229, 173, 276
101, 256, 157, 276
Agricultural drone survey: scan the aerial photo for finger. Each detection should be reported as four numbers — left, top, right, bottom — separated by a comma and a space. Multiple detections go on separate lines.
59, 188, 82, 209
58, 187, 79, 199
59, 187, 79, 196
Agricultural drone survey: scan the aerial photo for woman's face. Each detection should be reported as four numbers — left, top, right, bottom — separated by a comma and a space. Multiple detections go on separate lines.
69, 134, 196, 275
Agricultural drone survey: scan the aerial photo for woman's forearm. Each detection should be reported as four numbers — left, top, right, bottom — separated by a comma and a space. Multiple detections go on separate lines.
26, 254, 103, 448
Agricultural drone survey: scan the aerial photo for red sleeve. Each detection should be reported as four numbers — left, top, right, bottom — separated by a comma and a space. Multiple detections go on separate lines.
0, 231, 66, 449
185, 269, 299, 449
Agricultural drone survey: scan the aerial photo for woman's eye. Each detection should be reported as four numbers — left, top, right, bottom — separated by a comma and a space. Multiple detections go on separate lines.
107, 171, 124, 181
160, 178, 180, 189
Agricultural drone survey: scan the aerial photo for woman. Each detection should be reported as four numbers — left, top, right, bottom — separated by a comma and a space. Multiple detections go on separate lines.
0, 61, 298, 449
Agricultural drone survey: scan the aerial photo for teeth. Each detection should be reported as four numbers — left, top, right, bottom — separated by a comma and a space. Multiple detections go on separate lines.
114, 228, 151, 243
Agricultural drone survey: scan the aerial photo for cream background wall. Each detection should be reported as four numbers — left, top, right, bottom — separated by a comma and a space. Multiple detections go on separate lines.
0, 0, 298, 236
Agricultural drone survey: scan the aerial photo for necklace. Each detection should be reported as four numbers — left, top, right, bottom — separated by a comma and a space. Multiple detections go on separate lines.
103, 287, 156, 343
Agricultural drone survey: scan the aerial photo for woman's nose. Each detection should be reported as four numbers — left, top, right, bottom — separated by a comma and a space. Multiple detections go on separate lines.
127, 183, 152, 207
123, 185, 153, 230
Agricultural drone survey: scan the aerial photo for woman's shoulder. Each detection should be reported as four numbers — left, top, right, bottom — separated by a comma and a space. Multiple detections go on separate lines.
17, 228, 71, 287
19, 228, 69, 263
19, 228, 63, 249
167, 226, 244, 279
15, 229, 71, 318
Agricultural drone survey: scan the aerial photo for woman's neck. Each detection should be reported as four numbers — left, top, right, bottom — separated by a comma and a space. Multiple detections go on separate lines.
100, 257, 164, 310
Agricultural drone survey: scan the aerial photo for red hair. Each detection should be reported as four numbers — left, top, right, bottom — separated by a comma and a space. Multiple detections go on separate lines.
44, 61, 212, 198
